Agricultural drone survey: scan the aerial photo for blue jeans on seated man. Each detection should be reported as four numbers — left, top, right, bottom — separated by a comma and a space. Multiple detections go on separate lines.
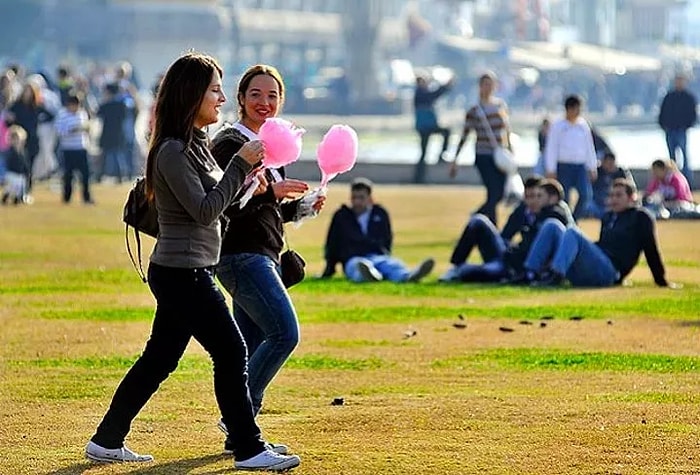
525, 219, 618, 286
557, 162, 592, 220
345, 254, 411, 283
216, 252, 300, 415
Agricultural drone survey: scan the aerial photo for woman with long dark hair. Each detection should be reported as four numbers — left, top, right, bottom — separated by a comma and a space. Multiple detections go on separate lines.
85, 53, 300, 472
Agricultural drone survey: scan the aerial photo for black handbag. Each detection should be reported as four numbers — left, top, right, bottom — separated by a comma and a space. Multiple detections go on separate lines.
280, 249, 306, 288
280, 233, 306, 289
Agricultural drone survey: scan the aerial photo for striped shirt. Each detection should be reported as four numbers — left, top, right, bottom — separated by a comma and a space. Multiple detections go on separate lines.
464, 98, 509, 155
54, 108, 89, 151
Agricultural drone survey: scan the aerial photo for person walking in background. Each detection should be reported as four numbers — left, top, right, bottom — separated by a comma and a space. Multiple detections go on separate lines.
210, 64, 325, 456
544, 94, 597, 221
586, 152, 635, 219
322, 177, 435, 283
658, 72, 697, 189
450, 71, 511, 226
413, 72, 453, 183
97, 83, 128, 183
115, 61, 140, 179
84, 52, 300, 472
54, 92, 93, 204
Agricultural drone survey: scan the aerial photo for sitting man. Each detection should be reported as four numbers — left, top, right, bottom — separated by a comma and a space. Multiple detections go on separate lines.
587, 152, 635, 219
521, 178, 670, 287
321, 177, 435, 283
440, 177, 573, 283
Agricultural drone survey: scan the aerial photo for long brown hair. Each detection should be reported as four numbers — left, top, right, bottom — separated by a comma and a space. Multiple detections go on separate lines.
236, 64, 285, 120
145, 52, 223, 200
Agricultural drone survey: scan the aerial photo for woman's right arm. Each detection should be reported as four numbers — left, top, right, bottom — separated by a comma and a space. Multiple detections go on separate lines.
157, 140, 260, 225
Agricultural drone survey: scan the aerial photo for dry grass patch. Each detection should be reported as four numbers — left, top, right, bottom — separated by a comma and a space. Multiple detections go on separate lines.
1, 181, 700, 474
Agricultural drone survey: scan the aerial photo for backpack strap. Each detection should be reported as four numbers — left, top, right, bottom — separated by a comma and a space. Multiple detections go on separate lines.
125, 223, 148, 283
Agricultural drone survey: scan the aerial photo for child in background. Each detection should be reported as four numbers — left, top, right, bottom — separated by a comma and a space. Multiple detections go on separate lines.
54, 92, 93, 204
2, 125, 30, 205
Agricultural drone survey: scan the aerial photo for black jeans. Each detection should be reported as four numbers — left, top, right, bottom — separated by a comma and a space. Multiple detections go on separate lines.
62, 149, 91, 203
474, 153, 506, 225
414, 127, 450, 183
450, 214, 506, 266
91, 263, 265, 461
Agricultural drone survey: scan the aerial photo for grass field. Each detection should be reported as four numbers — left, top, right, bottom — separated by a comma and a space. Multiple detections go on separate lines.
1, 181, 700, 475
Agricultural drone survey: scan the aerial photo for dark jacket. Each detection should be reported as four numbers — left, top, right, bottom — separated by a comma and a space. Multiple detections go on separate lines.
598, 207, 666, 286
500, 202, 536, 244
414, 83, 450, 131
658, 89, 697, 130
97, 98, 127, 150
323, 204, 392, 276
5, 147, 29, 175
209, 124, 298, 262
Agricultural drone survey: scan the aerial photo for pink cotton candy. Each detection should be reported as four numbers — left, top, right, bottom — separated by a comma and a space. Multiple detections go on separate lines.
258, 118, 305, 168
316, 124, 358, 186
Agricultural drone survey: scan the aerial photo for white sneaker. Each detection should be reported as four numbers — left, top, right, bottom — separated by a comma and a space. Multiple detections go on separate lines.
407, 258, 435, 282
438, 265, 461, 282
234, 449, 301, 471
219, 420, 290, 455
85, 441, 154, 463
357, 260, 383, 282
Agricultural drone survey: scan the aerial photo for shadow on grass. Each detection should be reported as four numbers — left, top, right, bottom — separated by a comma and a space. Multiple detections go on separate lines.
43, 453, 229, 475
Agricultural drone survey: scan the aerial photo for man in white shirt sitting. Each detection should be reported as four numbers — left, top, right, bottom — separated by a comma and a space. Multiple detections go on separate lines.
544, 95, 597, 221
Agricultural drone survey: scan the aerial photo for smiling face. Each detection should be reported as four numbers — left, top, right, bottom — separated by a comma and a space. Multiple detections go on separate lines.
239, 74, 281, 132
194, 70, 226, 129
608, 184, 636, 213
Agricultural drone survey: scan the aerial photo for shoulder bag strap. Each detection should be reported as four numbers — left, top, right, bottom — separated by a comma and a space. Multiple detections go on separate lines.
475, 103, 500, 149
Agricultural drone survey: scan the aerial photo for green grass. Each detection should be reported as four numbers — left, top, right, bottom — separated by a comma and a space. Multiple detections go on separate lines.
433, 348, 700, 372
3, 184, 700, 474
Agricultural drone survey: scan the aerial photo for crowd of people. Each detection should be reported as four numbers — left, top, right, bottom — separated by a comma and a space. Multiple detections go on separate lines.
0, 60, 142, 204
0, 51, 693, 471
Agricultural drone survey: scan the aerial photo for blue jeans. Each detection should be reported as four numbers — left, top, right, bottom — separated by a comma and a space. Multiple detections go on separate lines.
550, 227, 619, 287
345, 254, 410, 282
524, 219, 566, 273
103, 148, 129, 182
666, 128, 693, 189
525, 220, 618, 286
557, 162, 592, 220
92, 263, 265, 460
216, 253, 300, 415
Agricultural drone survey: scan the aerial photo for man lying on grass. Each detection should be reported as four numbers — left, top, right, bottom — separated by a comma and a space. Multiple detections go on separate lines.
518, 178, 674, 288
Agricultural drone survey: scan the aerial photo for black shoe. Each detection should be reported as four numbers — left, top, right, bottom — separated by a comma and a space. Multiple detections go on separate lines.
506, 271, 535, 285
530, 271, 565, 287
